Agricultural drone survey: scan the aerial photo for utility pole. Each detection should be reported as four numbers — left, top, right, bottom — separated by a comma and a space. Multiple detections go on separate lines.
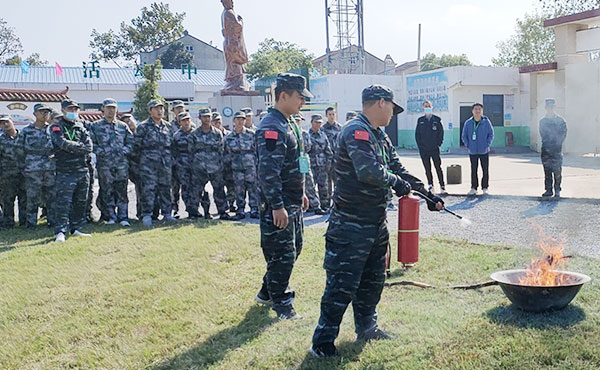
417, 23, 422, 72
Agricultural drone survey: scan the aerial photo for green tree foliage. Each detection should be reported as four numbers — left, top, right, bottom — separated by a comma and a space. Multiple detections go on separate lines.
133, 60, 163, 121
159, 42, 193, 69
493, 12, 555, 67
246, 38, 313, 80
420, 53, 472, 71
539, 0, 600, 16
0, 18, 22, 62
90, 2, 185, 62
5, 53, 47, 66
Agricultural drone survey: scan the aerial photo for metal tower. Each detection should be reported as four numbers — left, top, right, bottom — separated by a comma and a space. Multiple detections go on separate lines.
325, 0, 365, 74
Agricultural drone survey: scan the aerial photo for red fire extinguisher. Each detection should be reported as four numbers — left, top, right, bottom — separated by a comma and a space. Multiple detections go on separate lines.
397, 194, 420, 266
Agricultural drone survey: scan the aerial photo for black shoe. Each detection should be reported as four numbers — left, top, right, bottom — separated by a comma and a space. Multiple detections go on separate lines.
219, 213, 232, 221
188, 213, 201, 219
232, 212, 245, 221
254, 291, 272, 305
204, 213, 213, 220
542, 190, 553, 197
310, 342, 338, 358
275, 305, 302, 320
229, 205, 238, 213
173, 212, 180, 219
249, 211, 259, 219
356, 327, 394, 342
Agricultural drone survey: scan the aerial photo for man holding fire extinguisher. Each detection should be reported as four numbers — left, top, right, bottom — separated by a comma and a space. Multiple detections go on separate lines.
310, 85, 444, 358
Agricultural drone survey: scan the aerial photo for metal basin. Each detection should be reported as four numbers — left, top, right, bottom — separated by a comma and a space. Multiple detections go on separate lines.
490, 269, 591, 312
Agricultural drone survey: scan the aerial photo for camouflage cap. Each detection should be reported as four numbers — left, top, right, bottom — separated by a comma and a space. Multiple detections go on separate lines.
241, 107, 254, 116
177, 112, 192, 121
233, 111, 246, 119
362, 84, 404, 115
211, 112, 222, 121
545, 98, 556, 107
199, 108, 212, 117
51, 110, 63, 120
293, 114, 305, 121
259, 111, 268, 120
61, 99, 80, 109
33, 103, 52, 112
172, 100, 185, 109
147, 99, 164, 109
346, 110, 358, 120
120, 113, 133, 119
311, 114, 324, 122
102, 98, 118, 107
276, 73, 313, 98
0, 114, 11, 121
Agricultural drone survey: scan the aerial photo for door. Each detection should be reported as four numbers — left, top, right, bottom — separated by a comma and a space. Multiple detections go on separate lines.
483, 94, 504, 127
459, 106, 472, 147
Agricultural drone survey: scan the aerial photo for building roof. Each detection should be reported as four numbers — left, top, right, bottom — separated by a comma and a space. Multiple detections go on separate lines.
313, 45, 386, 65
519, 62, 558, 74
0, 87, 69, 102
139, 32, 223, 55
0, 66, 225, 87
544, 8, 600, 27
394, 60, 419, 74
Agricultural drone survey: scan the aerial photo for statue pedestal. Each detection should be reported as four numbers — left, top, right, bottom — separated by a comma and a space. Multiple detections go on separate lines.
209, 91, 266, 130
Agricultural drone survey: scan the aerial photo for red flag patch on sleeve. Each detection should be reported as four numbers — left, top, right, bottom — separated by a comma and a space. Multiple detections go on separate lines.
51, 126, 61, 132
354, 130, 369, 141
265, 130, 278, 140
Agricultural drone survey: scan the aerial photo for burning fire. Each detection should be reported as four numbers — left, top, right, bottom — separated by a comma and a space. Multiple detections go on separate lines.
519, 228, 568, 286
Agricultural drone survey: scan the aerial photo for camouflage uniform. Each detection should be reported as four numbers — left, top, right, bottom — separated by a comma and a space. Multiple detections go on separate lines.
189, 126, 228, 215
134, 118, 173, 218
50, 118, 93, 235
321, 121, 342, 207
0, 130, 26, 228
172, 128, 199, 217
308, 128, 333, 209
90, 118, 134, 222
539, 114, 567, 194
221, 127, 237, 212
224, 127, 259, 214
255, 107, 305, 313
302, 130, 320, 210
18, 123, 56, 228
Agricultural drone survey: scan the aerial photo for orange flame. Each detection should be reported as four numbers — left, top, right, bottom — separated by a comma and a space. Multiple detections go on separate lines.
519, 228, 568, 286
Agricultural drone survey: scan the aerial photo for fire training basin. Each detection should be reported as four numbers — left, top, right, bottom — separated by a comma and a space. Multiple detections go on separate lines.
490, 269, 591, 312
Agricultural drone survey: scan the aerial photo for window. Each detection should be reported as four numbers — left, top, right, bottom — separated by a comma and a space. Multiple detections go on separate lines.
482, 94, 504, 127
185, 45, 194, 52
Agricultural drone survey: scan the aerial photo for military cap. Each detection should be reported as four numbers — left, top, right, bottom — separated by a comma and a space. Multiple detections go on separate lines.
147, 99, 164, 109
51, 110, 63, 120
61, 99, 80, 109
177, 112, 192, 121
172, 100, 185, 109
102, 98, 118, 107
276, 73, 313, 98
311, 114, 324, 122
362, 84, 404, 115
241, 107, 254, 116
346, 111, 358, 120
233, 111, 246, 119
120, 113, 133, 119
293, 114, 305, 121
545, 98, 556, 107
259, 111, 268, 120
33, 103, 52, 112
0, 114, 11, 122
199, 108, 212, 117
212, 113, 222, 121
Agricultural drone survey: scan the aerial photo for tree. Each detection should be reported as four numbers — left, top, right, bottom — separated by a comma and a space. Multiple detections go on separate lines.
90, 2, 185, 63
246, 38, 314, 80
492, 12, 555, 67
4, 53, 48, 66
159, 41, 193, 69
420, 53, 472, 71
0, 18, 22, 62
133, 60, 163, 121
538, 0, 600, 16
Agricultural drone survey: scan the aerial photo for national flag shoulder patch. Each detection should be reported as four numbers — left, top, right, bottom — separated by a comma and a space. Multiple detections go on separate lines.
51, 126, 61, 132
265, 130, 278, 140
354, 130, 369, 141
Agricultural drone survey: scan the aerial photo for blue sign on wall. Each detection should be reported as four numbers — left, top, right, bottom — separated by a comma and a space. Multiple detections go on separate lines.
406, 71, 449, 113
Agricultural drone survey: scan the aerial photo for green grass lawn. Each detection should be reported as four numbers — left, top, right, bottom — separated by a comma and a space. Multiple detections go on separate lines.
0, 221, 599, 369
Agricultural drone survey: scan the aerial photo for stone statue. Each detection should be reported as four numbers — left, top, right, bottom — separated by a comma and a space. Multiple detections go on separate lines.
221, 0, 250, 91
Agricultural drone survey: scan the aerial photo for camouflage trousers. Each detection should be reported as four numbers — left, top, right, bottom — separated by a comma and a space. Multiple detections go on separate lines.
312, 211, 389, 345
0, 173, 26, 228
140, 162, 172, 218
86, 163, 95, 221
224, 164, 236, 209
171, 164, 181, 214
24, 170, 55, 228
54, 171, 90, 235
258, 205, 304, 311
542, 150, 563, 192
97, 166, 129, 222
193, 169, 228, 215
312, 166, 330, 209
232, 167, 259, 213
305, 168, 321, 210
176, 164, 199, 216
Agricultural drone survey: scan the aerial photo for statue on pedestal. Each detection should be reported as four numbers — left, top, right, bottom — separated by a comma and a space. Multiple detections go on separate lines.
221, 0, 250, 92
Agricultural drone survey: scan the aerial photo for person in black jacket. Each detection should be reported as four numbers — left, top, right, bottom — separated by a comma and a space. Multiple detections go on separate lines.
415, 100, 446, 194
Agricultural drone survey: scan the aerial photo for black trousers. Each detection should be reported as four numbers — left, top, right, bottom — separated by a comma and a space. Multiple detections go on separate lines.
419, 151, 444, 187
469, 154, 489, 190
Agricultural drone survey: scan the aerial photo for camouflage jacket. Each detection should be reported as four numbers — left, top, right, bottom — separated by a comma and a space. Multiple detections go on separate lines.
49, 118, 93, 173
89, 118, 134, 170
169, 119, 197, 137
322, 121, 343, 153
256, 108, 304, 210
332, 113, 425, 224
539, 114, 567, 153
301, 130, 311, 153
18, 123, 55, 173
224, 128, 256, 171
308, 128, 333, 168
133, 118, 172, 167
189, 125, 224, 174
172, 128, 194, 169
0, 130, 24, 177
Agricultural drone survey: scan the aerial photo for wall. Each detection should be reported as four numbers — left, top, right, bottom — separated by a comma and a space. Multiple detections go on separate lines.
564, 62, 600, 154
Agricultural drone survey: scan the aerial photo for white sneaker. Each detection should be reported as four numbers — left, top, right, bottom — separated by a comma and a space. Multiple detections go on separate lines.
72, 230, 92, 237
119, 220, 131, 227
142, 216, 153, 227
55, 232, 66, 243
440, 187, 448, 195
482, 188, 489, 195
467, 188, 477, 196
427, 184, 434, 192
106, 219, 116, 225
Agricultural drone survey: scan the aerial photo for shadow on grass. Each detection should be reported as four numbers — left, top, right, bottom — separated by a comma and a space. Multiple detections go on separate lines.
520, 200, 558, 218
153, 305, 275, 369
486, 304, 586, 329
298, 341, 367, 370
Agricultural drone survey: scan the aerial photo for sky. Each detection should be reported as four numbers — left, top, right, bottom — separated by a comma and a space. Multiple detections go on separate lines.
2, 0, 541, 68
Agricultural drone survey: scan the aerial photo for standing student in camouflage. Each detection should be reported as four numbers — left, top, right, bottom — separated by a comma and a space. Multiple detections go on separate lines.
307, 114, 333, 214
172, 112, 201, 218
212, 112, 237, 213
0, 115, 26, 229
241, 107, 257, 131
539, 98, 567, 199
134, 99, 176, 227
190, 108, 231, 220
90, 98, 134, 226
50, 99, 94, 242
254, 73, 311, 320
321, 107, 342, 209
297, 114, 321, 214
310, 85, 444, 358
224, 111, 259, 220
121, 113, 142, 219
169, 100, 186, 217
18, 104, 56, 228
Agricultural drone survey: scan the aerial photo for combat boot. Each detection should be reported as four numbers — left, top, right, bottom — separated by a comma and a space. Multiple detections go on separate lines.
356, 327, 394, 342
